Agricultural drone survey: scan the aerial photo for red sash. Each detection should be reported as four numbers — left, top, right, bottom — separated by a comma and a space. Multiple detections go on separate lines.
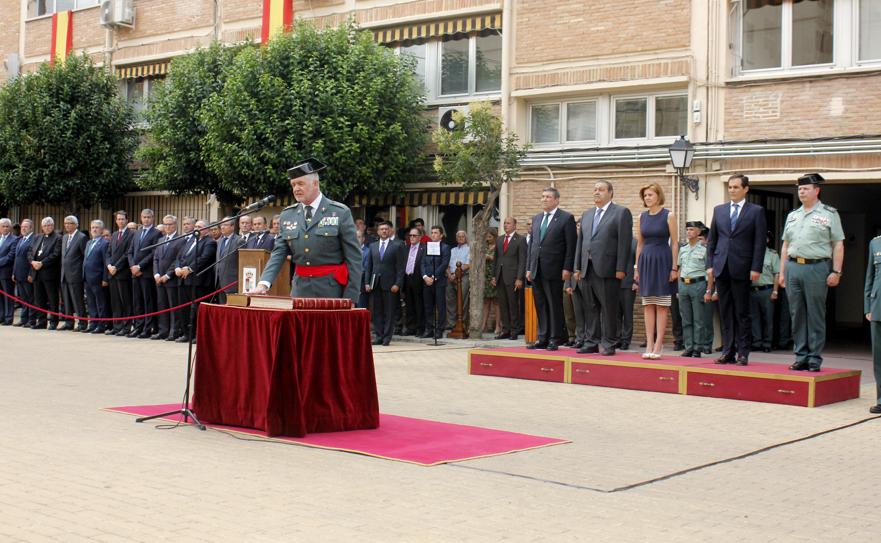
295, 263, 348, 286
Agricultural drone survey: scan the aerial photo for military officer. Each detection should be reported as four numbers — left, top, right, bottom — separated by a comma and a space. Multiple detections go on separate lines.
863, 234, 881, 414
253, 158, 362, 304
778, 173, 845, 371
698, 226, 716, 355
678, 221, 707, 357
750, 231, 780, 353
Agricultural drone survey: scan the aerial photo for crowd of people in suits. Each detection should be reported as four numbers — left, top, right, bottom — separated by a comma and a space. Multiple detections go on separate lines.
0, 209, 281, 343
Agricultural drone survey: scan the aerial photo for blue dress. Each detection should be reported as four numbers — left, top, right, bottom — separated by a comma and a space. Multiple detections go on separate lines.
638, 208, 677, 297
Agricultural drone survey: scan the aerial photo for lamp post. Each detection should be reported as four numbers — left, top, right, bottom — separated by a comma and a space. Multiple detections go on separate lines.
669, 135, 700, 201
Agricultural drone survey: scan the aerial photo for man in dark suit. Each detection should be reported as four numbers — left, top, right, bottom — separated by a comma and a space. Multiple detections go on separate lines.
59, 216, 88, 331
152, 214, 184, 341
12, 219, 36, 327
617, 238, 638, 350
707, 174, 767, 366
421, 225, 451, 339
174, 219, 217, 343
0, 218, 20, 325
106, 211, 134, 336
246, 215, 275, 251
526, 187, 577, 351
215, 218, 240, 304
365, 221, 406, 346
128, 209, 162, 338
492, 216, 527, 340
83, 220, 110, 334
573, 181, 633, 355
402, 227, 426, 336
28, 217, 62, 330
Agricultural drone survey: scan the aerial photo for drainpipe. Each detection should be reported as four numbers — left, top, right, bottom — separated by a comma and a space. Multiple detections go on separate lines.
498, 0, 513, 232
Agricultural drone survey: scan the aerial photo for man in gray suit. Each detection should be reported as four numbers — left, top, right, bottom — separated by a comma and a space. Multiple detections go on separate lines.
574, 180, 633, 355
492, 216, 526, 340
60, 215, 88, 331
254, 158, 362, 304
214, 218, 240, 304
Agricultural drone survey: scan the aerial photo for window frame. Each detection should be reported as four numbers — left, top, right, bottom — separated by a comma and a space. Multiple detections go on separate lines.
855, 0, 881, 64
27, 0, 100, 20
610, 92, 688, 145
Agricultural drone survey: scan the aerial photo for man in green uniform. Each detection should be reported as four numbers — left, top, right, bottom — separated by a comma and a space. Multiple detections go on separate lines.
778, 173, 845, 371
678, 221, 707, 357
699, 226, 716, 354
864, 235, 881, 414
253, 158, 362, 304
750, 231, 780, 353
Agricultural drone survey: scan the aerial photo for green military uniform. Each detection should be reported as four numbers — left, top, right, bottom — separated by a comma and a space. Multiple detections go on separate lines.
782, 177, 845, 370
677, 238, 708, 356
749, 248, 779, 351
863, 236, 881, 408
260, 194, 362, 304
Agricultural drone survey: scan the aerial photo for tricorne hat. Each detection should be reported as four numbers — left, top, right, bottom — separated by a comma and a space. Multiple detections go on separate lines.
287, 157, 327, 179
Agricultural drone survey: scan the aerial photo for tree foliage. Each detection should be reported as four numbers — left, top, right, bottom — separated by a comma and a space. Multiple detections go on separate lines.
0, 54, 137, 213
144, 21, 427, 205
433, 101, 529, 337
139, 41, 246, 204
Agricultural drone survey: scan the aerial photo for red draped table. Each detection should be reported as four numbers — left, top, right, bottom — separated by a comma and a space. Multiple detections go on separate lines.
192, 304, 380, 437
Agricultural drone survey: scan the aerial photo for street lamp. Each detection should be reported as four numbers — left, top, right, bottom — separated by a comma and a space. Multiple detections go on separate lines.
668, 135, 700, 200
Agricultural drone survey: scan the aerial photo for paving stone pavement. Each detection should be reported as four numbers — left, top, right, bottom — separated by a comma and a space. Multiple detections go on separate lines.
0, 325, 879, 542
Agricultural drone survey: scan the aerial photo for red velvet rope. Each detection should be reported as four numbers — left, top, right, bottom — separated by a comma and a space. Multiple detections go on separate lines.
0, 281, 238, 322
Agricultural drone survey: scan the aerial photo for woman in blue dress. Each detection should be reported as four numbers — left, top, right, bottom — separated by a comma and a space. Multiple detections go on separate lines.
634, 183, 679, 359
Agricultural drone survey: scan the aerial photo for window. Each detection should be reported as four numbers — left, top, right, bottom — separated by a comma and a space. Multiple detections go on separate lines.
119, 77, 162, 124
614, 98, 647, 140
395, 32, 502, 103
613, 94, 687, 142
860, 0, 881, 61
439, 33, 502, 97
740, 0, 833, 72
28, 0, 99, 18
654, 95, 688, 138
529, 100, 600, 145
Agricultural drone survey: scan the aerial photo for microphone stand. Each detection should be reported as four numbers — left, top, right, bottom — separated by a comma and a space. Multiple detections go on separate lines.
135, 202, 272, 430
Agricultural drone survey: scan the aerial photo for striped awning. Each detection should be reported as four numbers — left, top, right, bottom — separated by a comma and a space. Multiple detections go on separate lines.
115, 61, 170, 80
373, 13, 502, 45
353, 190, 489, 207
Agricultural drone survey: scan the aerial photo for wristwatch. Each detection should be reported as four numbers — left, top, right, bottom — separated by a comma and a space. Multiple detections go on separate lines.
832, 270, 842, 276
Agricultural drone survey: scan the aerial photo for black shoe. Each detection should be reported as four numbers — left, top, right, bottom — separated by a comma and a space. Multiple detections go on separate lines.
600, 348, 616, 356
681, 350, 693, 357
165, 335, 179, 341
789, 361, 809, 371
105, 329, 117, 335
702, 348, 712, 355
715, 346, 723, 352
47, 323, 58, 330
576, 345, 599, 354
372, 338, 383, 345
127, 330, 141, 338
714, 356, 734, 365
92, 327, 106, 334
509, 334, 519, 341
382, 340, 391, 346
13, 322, 25, 327
546, 342, 559, 351
563, 339, 575, 347
59, 324, 74, 331
870, 405, 881, 414
736, 357, 749, 366
494, 332, 510, 340
808, 366, 821, 372
674, 343, 685, 351
0, 321, 10, 326
420, 332, 433, 338
138, 332, 152, 339
573, 340, 584, 349
81, 327, 92, 333
528, 340, 549, 350
150, 333, 166, 340
691, 351, 701, 358
639, 342, 647, 348
619, 343, 629, 351
175, 335, 190, 343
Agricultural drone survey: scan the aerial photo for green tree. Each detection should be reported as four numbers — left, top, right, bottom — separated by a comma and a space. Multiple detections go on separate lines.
433, 101, 529, 338
139, 41, 246, 204
200, 21, 428, 202
0, 54, 137, 215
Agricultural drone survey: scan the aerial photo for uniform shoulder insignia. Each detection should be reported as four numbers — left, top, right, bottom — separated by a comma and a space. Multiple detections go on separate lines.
822, 203, 838, 213
769, 248, 778, 253
283, 204, 299, 211
873, 235, 881, 241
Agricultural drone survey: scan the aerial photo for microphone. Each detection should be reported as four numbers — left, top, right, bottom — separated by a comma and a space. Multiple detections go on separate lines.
242, 195, 276, 212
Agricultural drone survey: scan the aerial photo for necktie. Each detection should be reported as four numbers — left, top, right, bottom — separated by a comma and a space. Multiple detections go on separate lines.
592, 207, 604, 237
0, 235, 5, 250
380, 240, 386, 260
540, 213, 550, 240
140, 228, 147, 243
186, 236, 197, 255
503, 235, 510, 252
305, 205, 313, 222
85, 239, 95, 258
221, 236, 229, 256
730, 203, 740, 231
118, 231, 122, 242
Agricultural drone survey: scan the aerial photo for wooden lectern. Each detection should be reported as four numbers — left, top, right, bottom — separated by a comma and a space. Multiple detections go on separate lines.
238, 249, 290, 297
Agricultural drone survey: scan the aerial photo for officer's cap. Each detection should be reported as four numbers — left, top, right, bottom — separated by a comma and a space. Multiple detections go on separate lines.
685, 221, 705, 229
287, 158, 327, 179
797, 173, 824, 186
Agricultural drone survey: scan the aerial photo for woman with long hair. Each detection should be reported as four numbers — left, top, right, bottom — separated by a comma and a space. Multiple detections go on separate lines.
482, 230, 502, 335
634, 183, 679, 359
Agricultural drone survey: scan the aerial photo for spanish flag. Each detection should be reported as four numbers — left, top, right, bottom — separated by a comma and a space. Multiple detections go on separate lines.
50, 10, 73, 66
261, 0, 293, 44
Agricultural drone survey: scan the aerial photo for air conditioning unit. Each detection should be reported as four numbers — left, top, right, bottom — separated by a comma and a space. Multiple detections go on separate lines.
437, 105, 469, 132
100, 0, 134, 28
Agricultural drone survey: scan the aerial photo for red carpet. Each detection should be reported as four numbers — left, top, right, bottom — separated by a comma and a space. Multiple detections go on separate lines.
105, 404, 569, 466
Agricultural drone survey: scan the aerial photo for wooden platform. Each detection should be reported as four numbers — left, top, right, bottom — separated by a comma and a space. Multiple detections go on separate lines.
468, 347, 861, 407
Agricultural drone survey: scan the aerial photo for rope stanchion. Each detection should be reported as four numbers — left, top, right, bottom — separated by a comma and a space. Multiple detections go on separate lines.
0, 281, 238, 322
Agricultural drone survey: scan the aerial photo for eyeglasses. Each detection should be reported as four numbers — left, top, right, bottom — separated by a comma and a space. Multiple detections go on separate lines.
409, 234, 420, 237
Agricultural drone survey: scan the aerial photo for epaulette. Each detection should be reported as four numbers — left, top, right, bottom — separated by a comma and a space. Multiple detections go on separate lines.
873, 235, 881, 241
822, 203, 838, 213
283, 203, 299, 211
